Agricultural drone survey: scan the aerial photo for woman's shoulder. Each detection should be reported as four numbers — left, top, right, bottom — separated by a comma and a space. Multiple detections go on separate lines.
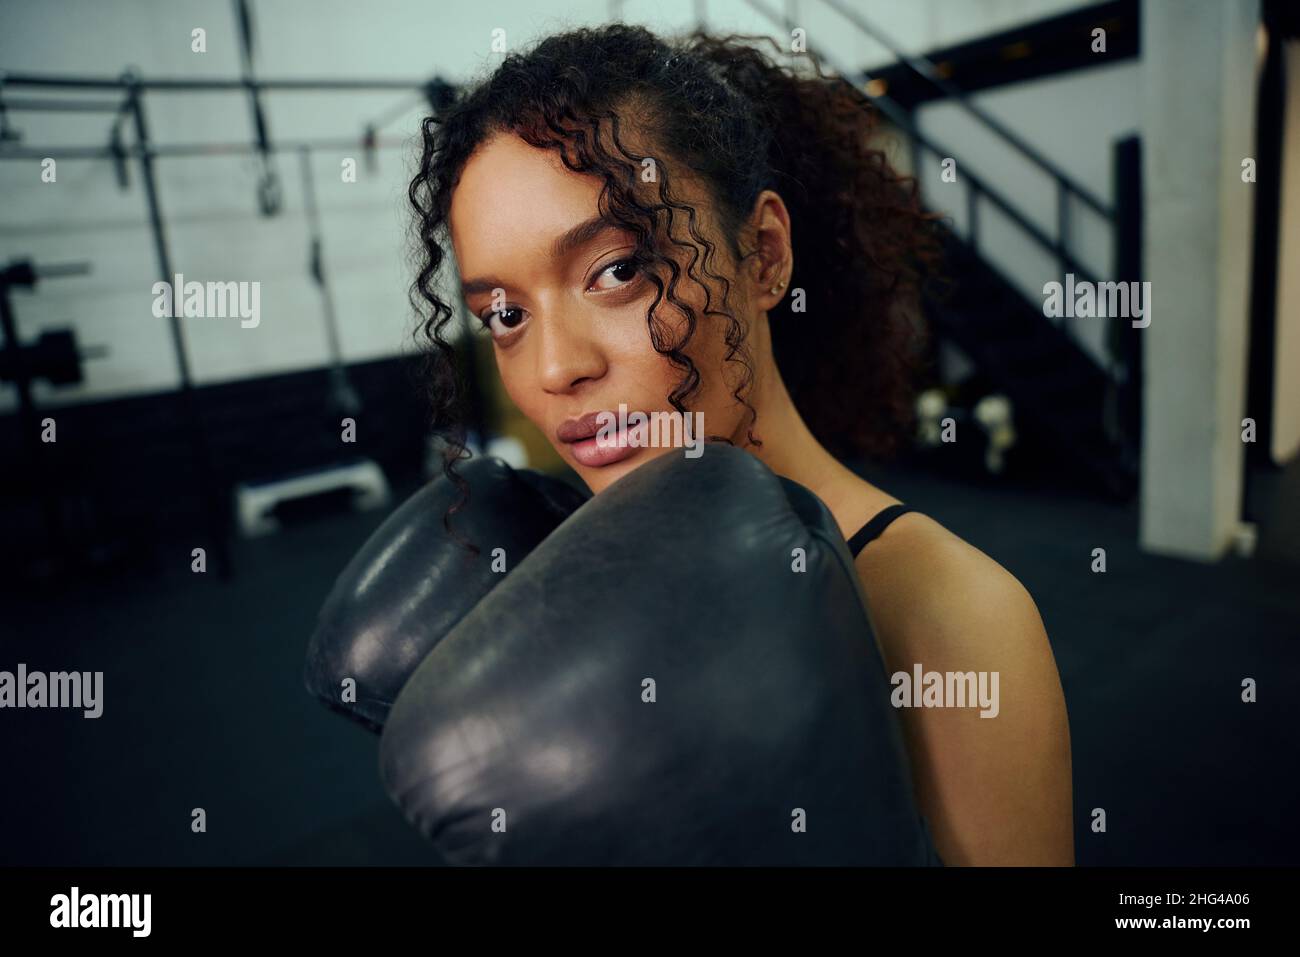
847, 497, 1047, 665
853, 505, 1022, 599
845, 493, 1074, 866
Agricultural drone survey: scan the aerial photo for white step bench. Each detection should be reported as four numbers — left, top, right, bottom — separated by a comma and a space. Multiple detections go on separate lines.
234, 459, 390, 537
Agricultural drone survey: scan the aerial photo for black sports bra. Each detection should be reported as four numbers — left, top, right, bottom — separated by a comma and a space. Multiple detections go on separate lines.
845, 502, 944, 866
846, 504, 916, 559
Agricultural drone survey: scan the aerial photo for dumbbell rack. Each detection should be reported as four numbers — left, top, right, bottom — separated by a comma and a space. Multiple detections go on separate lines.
0, 258, 98, 577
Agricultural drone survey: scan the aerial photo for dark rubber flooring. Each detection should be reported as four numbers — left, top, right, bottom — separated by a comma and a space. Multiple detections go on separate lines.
3, 460, 1296, 866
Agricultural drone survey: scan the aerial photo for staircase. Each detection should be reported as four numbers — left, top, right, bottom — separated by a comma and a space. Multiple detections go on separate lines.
933, 229, 1136, 498
742, 0, 1142, 499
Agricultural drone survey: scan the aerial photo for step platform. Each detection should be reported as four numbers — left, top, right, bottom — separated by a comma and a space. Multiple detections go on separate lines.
234, 459, 391, 537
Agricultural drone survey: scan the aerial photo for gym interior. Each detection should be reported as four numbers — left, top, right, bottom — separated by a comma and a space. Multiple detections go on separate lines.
1, 0, 1297, 869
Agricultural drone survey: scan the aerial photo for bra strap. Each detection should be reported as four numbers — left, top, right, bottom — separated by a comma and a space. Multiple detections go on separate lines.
847, 504, 915, 559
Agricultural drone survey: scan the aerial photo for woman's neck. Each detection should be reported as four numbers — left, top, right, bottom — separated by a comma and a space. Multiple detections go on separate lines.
734, 350, 877, 534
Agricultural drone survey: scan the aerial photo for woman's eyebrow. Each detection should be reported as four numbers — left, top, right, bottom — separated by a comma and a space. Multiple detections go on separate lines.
549, 214, 623, 259
460, 214, 624, 298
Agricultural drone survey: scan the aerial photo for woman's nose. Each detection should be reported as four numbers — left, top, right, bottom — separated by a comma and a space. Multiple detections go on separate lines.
536, 312, 607, 395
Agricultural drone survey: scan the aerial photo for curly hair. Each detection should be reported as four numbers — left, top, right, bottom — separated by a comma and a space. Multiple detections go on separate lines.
406, 23, 942, 528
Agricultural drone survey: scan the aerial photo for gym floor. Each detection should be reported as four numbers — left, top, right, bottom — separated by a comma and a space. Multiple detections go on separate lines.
2, 458, 1297, 867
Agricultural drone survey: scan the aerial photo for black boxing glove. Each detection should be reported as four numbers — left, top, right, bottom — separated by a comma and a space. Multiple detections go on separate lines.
378, 444, 940, 865
302, 456, 589, 733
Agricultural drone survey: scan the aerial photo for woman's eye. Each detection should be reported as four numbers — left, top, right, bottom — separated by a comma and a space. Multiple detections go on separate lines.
480, 307, 526, 338
477, 260, 639, 338
590, 258, 640, 292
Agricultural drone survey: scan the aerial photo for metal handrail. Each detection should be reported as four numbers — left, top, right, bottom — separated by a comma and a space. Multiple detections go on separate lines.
738, 0, 1112, 382
813, 0, 1113, 218
739, 0, 1113, 380
0, 71, 421, 91
0, 137, 413, 161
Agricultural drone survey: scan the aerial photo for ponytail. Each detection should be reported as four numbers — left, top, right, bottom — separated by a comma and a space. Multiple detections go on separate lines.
688, 32, 943, 458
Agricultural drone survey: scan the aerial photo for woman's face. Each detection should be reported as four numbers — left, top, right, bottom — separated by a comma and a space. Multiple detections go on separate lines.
448, 131, 786, 493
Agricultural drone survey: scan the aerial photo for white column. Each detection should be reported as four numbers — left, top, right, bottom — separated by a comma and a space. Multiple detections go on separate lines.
1272, 43, 1300, 464
1140, 0, 1261, 560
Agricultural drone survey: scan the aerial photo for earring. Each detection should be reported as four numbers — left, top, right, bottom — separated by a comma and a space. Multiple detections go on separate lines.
770, 279, 787, 295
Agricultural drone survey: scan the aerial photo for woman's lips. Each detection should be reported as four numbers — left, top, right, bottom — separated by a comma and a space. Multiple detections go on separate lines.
557, 411, 642, 468
566, 425, 641, 468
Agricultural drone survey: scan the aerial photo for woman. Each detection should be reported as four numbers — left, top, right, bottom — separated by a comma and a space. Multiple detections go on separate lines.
408, 23, 1074, 866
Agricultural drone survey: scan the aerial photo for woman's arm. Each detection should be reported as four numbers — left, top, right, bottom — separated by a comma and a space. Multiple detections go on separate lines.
858, 522, 1075, 866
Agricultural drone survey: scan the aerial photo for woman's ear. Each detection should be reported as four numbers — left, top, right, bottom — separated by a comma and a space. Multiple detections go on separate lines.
747, 189, 793, 307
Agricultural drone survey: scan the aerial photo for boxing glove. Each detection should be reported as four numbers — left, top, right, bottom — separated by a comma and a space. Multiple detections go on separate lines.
378, 444, 941, 865
302, 456, 589, 733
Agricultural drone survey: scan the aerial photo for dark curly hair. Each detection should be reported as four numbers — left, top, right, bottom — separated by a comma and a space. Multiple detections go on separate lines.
406, 23, 941, 526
